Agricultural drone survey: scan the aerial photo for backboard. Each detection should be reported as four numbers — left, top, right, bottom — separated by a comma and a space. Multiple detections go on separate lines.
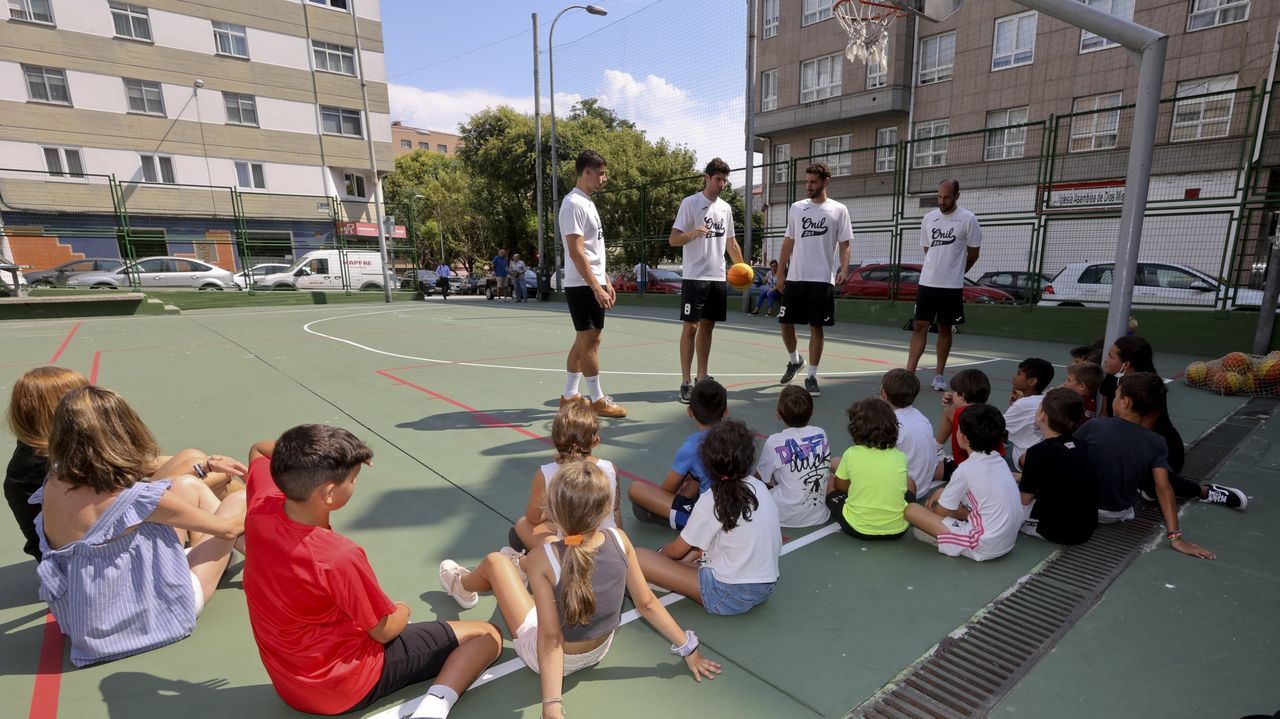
870, 0, 963, 22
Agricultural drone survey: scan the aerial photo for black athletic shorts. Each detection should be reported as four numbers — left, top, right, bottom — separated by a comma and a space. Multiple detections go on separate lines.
565, 286, 606, 332
679, 279, 727, 323
913, 285, 965, 326
346, 621, 459, 712
778, 281, 835, 327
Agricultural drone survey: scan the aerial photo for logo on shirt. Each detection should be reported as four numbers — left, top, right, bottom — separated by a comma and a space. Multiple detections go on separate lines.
930, 227, 957, 247
801, 216, 829, 238
702, 215, 726, 238
774, 433, 830, 499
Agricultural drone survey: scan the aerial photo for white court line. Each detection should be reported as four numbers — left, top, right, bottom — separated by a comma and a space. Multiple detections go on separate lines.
371, 523, 844, 719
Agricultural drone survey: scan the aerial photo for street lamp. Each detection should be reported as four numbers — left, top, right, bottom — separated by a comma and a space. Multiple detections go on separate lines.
549, 3, 607, 291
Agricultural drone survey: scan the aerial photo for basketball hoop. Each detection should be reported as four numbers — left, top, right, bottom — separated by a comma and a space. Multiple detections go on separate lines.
833, 0, 907, 69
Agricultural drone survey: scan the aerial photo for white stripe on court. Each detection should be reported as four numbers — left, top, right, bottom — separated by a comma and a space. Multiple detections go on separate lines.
369, 523, 843, 719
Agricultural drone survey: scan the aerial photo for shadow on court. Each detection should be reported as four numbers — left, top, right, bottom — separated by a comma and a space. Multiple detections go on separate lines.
99, 673, 288, 719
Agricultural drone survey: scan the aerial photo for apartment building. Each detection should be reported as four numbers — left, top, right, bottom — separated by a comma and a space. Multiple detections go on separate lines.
0, 0, 396, 270
391, 120, 460, 158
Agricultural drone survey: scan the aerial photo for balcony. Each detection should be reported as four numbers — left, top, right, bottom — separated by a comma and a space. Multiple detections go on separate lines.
755, 85, 911, 136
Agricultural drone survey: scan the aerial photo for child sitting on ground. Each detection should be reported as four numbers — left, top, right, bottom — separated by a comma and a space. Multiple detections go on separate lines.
756, 385, 831, 528
879, 369, 940, 503
934, 369, 1004, 480
826, 398, 910, 540
439, 461, 719, 719
1017, 388, 1098, 545
637, 420, 782, 615
1070, 341, 1102, 366
629, 378, 726, 530
510, 401, 623, 550
905, 404, 1023, 561
34, 386, 246, 667
1004, 358, 1054, 468
1063, 361, 1104, 420
244, 426, 501, 717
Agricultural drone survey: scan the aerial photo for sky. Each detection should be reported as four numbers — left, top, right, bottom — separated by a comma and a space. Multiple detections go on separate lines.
380, 0, 752, 169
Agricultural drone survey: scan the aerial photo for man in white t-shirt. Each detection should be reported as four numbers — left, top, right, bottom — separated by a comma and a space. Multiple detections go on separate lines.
775, 162, 853, 398
558, 149, 625, 419
908, 179, 982, 392
670, 157, 745, 403
633, 260, 649, 296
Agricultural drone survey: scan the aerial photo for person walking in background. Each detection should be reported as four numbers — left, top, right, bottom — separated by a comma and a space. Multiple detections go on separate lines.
634, 260, 650, 297
434, 260, 451, 301
493, 249, 510, 302
510, 253, 528, 303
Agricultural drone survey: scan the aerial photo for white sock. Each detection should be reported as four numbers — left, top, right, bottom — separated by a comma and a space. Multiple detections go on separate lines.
789, 351, 801, 364
563, 372, 582, 399
411, 685, 458, 718
584, 375, 604, 401
808, 364, 819, 379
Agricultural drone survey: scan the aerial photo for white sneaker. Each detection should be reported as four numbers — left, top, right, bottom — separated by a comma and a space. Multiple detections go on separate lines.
438, 559, 478, 609
499, 546, 528, 586
931, 375, 947, 392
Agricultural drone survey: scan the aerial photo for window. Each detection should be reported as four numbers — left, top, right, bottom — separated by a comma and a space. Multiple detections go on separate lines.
1069, 92, 1122, 152
773, 143, 790, 184
9, 0, 53, 24
763, 0, 779, 37
308, 0, 348, 9
140, 154, 175, 184
802, 0, 832, 25
1078, 263, 1114, 284
437, 144, 447, 153
213, 22, 249, 58
992, 11, 1036, 70
1141, 264, 1213, 290
918, 32, 955, 85
1172, 75, 1237, 141
400, 139, 412, 149
1188, 0, 1249, 31
1079, 0, 1133, 52
171, 259, 210, 273
124, 79, 164, 115
800, 53, 842, 103
343, 171, 367, 198
984, 107, 1029, 160
875, 127, 897, 173
42, 147, 84, 177
867, 55, 886, 89
761, 68, 777, 111
224, 92, 258, 126
24, 65, 70, 105
312, 40, 356, 75
321, 106, 362, 137
418, 141, 429, 149
235, 161, 266, 189
913, 119, 949, 168
810, 134, 851, 176
109, 2, 151, 41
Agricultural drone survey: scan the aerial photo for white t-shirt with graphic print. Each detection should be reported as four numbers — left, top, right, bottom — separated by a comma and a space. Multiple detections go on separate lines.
673, 192, 736, 281
756, 425, 831, 528
559, 187, 606, 288
919, 207, 982, 289
784, 198, 854, 284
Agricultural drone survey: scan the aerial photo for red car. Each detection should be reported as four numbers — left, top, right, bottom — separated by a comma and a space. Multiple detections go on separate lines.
611, 268, 683, 294
839, 263, 1015, 304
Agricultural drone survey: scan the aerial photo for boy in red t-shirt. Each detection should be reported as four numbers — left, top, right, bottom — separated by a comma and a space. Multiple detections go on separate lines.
933, 369, 1004, 485
1063, 361, 1104, 421
243, 425, 500, 717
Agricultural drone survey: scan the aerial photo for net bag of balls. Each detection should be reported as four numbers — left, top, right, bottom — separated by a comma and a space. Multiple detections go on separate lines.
1184, 351, 1280, 397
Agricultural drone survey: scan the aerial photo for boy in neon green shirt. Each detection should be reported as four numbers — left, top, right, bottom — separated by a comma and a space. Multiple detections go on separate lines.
826, 398, 911, 539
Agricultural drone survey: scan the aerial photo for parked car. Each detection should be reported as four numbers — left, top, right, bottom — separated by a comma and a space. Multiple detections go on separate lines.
233, 263, 291, 289
0, 255, 26, 296
66, 256, 239, 290
400, 269, 440, 294
839, 263, 1015, 304
974, 271, 1055, 304
1039, 261, 1279, 311
612, 268, 683, 294
27, 258, 126, 288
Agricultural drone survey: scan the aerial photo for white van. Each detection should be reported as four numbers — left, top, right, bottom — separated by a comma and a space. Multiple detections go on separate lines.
255, 250, 392, 291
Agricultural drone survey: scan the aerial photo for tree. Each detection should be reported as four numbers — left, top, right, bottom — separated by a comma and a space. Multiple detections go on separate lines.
382, 150, 487, 269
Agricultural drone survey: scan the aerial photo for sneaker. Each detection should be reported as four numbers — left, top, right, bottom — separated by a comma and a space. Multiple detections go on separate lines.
591, 395, 627, 418
499, 546, 528, 586
1204, 483, 1247, 510
559, 394, 588, 409
780, 357, 805, 384
438, 559, 478, 609
749, 309, 760, 316
678, 382, 693, 404
804, 376, 821, 397
632, 503, 669, 526
931, 375, 947, 392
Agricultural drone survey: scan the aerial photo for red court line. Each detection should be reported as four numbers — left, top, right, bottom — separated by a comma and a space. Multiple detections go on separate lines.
28, 614, 64, 719
89, 351, 102, 385
47, 322, 81, 363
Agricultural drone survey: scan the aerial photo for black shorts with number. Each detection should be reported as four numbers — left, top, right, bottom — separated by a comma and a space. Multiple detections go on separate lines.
346, 621, 459, 712
777, 281, 835, 327
679, 279, 727, 323
913, 285, 965, 326
565, 286, 606, 331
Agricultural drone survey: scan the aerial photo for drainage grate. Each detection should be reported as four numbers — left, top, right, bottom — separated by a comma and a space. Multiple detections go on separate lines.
850, 398, 1277, 719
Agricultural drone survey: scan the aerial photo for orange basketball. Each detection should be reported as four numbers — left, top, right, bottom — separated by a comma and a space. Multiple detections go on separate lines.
727, 263, 754, 290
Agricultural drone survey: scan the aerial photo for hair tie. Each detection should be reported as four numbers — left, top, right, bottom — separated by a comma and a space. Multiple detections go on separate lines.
562, 534, 585, 546
720, 474, 732, 482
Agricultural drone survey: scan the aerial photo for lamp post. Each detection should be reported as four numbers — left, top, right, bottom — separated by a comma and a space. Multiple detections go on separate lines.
549, 3, 607, 291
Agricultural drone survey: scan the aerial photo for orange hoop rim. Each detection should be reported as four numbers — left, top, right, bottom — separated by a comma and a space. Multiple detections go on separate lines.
832, 0, 912, 22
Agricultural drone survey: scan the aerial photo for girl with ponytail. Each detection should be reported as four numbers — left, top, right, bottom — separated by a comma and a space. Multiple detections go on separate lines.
439, 461, 719, 719
636, 420, 783, 616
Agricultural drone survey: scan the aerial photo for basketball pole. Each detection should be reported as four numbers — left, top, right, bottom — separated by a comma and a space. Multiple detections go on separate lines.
533, 13, 545, 287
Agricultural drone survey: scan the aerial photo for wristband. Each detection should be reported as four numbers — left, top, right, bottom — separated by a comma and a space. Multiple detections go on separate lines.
1167, 530, 1183, 543
542, 698, 563, 705
670, 629, 699, 657
192, 463, 208, 479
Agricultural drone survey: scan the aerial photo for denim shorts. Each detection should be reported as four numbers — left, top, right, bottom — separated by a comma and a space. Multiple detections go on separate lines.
698, 566, 775, 616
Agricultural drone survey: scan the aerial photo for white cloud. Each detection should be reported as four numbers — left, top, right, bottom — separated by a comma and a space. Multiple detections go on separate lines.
388, 83, 581, 135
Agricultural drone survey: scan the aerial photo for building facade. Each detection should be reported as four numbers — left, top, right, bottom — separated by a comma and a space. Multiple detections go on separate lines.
391, 120, 460, 158
1, 0, 396, 272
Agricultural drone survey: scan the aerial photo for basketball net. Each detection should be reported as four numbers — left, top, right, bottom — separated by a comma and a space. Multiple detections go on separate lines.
833, 0, 900, 69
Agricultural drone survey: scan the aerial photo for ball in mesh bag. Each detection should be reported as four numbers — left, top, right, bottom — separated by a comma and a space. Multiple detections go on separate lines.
1186, 351, 1280, 397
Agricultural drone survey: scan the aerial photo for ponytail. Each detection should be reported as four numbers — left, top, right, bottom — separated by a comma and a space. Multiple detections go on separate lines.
544, 461, 612, 626
698, 420, 761, 532
711, 477, 759, 532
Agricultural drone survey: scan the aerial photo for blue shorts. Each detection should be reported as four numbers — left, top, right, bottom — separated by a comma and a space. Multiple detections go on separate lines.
670, 493, 698, 530
697, 566, 775, 616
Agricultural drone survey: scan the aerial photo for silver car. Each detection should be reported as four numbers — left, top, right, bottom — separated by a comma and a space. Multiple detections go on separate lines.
66, 256, 239, 290
27, 258, 126, 288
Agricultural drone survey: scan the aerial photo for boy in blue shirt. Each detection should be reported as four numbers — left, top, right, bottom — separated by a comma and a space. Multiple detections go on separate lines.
629, 379, 726, 529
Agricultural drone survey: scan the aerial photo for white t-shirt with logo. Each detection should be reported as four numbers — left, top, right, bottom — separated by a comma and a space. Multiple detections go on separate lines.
673, 192, 736, 281
680, 476, 781, 584
935, 451, 1022, 561
755, 425, 831, 528
894, 406, 940, 498
919, 207, 982, 289
559, 187, 606, 288
784, 198, 854, 284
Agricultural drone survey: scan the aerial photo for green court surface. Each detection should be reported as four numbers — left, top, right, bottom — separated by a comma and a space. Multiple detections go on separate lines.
0, 298, 1274, 719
